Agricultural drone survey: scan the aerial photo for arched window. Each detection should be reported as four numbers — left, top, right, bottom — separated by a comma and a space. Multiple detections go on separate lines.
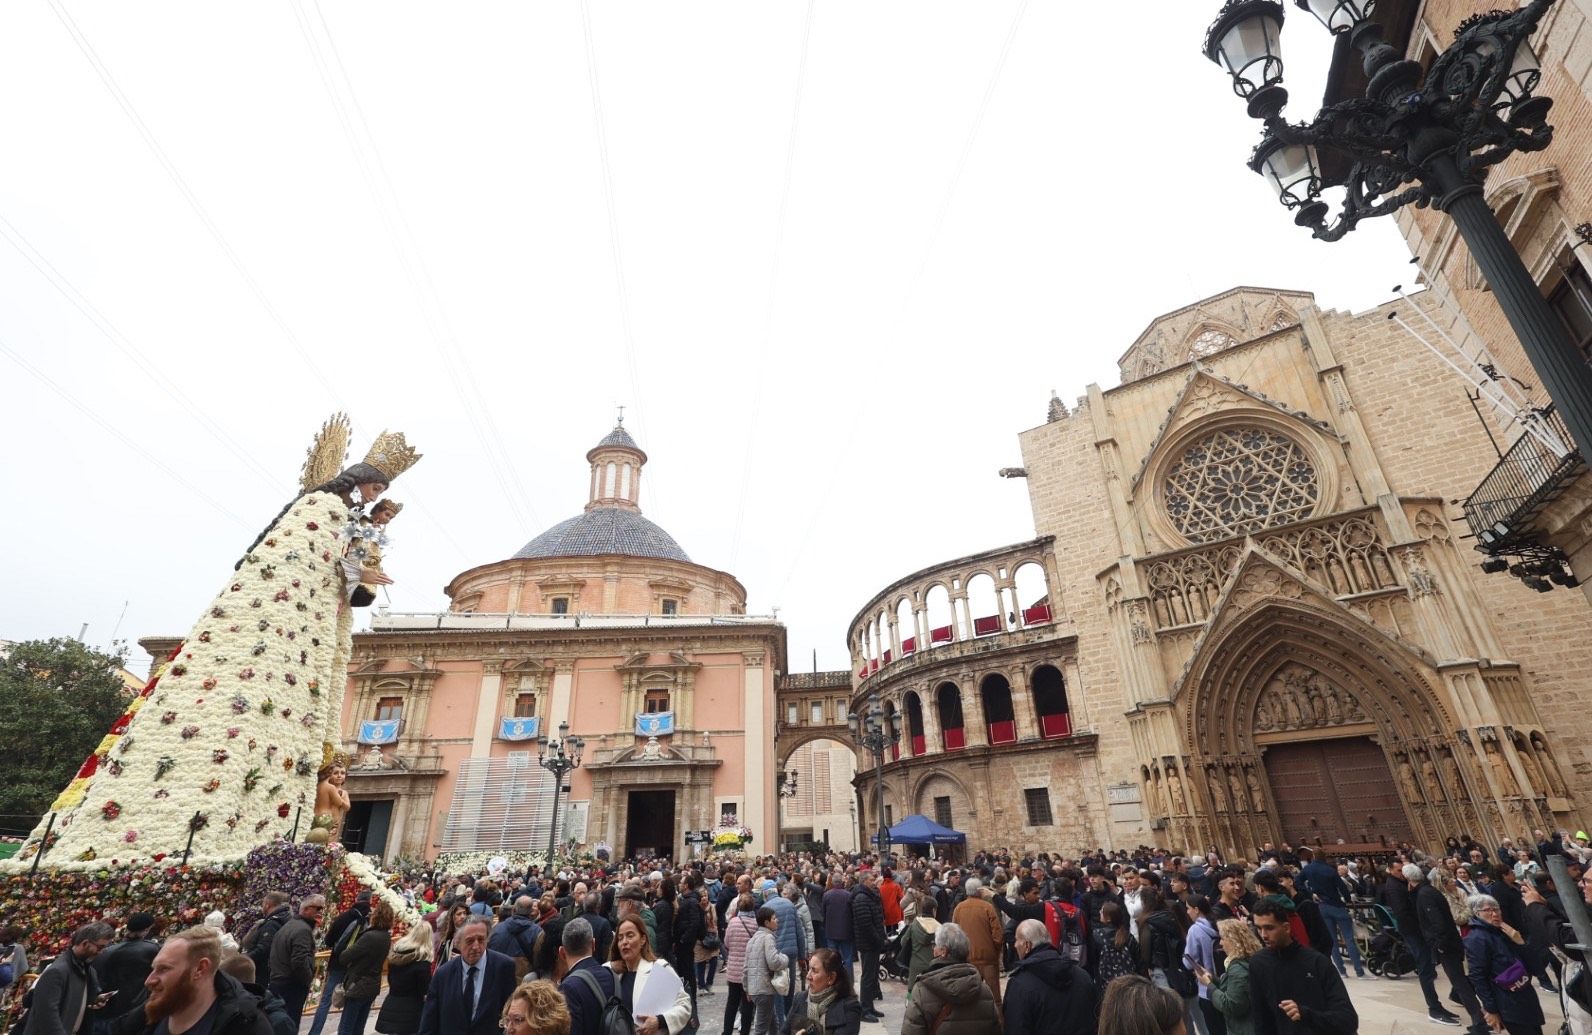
1188, 328, 1238, 359
1032, 665, 1070, 739
904, 692, 926, 757
620, 463, 632, 500
877, 611, 892, 664
936, 682, 965, 751
925, 585, 954, 647
604, 461, 618, 497
1013, 562, 1050, 626
981, 674, 1016, 745
897, 598, 916, 656
966, 573, 1000, 637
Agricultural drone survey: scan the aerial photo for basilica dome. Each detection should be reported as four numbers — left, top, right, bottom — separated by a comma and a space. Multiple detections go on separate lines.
514, 508, 690, 563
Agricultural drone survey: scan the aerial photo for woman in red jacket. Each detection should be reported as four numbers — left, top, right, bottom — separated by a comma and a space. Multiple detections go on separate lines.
880, 869, 905, 929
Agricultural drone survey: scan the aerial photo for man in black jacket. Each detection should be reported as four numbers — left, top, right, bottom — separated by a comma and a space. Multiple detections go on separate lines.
850, 871, 887, 1023
1003, 919, 1096, 1035
265, 896, 324, 1023
1381, 861, 1446, 1019
93, 912, 160, 1031
671, 873, 706, 1006
120, 927, 272, 1035
1248, 898, 1357, 1035
242, 893, 292, 982
306, 891, 370, 1035
1411, 865, 1485, 1034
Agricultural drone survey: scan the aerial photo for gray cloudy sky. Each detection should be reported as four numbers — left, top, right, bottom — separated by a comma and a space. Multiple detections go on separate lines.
1, 2, 1415, 675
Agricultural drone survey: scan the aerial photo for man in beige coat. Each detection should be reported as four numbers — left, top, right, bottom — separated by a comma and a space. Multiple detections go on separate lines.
950, 877, 1004, 1010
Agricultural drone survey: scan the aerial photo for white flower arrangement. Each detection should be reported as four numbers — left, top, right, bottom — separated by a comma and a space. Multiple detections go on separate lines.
432, 849, 546, 876
4, 492, 356, 870
344, 851, 424, 927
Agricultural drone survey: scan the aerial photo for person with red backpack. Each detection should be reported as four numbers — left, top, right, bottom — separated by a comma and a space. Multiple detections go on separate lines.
1043, 877, 1090, 969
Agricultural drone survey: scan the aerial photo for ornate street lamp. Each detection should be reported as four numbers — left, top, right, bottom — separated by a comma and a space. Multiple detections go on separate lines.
779, 769, 799, 798
848, 694, 898, 860
1202, 0, 1592, 460
537, 720, 584, 874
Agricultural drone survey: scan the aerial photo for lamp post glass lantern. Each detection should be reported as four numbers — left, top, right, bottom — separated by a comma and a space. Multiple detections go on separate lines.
536, 720, 584, 873
1201, 0, 1592, 467
848, 694, 898, 859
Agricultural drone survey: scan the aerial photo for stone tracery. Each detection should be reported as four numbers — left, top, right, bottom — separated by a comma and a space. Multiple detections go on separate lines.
1162, 426, 1321, 543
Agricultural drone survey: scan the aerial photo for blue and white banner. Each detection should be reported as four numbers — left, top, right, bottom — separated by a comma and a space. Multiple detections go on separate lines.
635, 711, 675, 736
358, 718, 400, 744
499, 715, 542, 741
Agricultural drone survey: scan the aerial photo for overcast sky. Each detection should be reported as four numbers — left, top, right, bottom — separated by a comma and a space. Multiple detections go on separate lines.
1, 2, 1416, 676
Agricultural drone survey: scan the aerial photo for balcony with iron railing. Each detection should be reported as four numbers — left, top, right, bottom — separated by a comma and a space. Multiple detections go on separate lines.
1462, 406, 1585, 553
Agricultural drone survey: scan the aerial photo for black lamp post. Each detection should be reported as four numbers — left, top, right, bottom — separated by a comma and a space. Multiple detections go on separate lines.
779, 769, 799, 798
536, 720, 584, 874
1203, 0, 1592, 460
848, 695, 897, 860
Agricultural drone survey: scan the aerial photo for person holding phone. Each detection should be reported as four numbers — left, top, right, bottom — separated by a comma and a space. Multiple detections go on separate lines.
1184, 898, 1224, 1035
23, 922, 113, 1035
1199, 920, 1260, 1035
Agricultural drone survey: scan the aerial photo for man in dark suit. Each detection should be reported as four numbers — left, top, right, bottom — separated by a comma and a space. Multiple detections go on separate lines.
557, 918, 615, 1035
418, 918, 515, 1035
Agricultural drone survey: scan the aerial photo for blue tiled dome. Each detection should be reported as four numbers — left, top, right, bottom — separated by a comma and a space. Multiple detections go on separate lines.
514, 507, 690, 563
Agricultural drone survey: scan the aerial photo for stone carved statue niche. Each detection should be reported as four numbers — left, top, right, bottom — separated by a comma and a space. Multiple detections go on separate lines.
1252, 663, 1366, 733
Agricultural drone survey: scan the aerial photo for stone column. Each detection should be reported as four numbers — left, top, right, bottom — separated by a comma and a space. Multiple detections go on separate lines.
743, 652, 770, 848
1009, 667, 1039, 741
469, 661, 504, 757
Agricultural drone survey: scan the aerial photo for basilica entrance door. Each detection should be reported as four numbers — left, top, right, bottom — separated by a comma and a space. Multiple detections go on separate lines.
1263, 736, 1412, 845
625, 789, 677, 860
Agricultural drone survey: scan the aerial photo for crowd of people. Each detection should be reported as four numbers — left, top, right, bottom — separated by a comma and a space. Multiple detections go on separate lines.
2, 827, 1590, 1035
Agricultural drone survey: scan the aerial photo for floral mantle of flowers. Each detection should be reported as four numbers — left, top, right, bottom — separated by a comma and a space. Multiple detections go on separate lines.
4, 493, 355, 871
342, 850, 423, 928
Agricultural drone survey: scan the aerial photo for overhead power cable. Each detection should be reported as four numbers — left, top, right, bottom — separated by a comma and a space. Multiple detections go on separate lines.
44, 0, 342, 408
772, 0, 1033, 611
0, 337, 252, 530
291, 0, 542, 533
729, 0, 818, 571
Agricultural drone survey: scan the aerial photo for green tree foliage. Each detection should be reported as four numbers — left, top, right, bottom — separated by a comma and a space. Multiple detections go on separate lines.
0, 638, 133, 826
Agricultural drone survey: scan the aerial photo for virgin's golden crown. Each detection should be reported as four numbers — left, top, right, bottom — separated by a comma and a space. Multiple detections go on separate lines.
363, 430, 422, 482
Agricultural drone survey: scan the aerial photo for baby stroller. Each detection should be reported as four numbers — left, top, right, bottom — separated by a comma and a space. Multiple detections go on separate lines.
1357, 902, 1414, 978
881, 927, 911, 984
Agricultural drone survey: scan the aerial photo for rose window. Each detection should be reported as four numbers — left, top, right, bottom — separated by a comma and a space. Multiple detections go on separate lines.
1162, 426, 1320, 543
1189, 329, 1237, 359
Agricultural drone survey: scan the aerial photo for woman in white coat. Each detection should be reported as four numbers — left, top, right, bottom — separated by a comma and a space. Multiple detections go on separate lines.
608, 914, 695, 1035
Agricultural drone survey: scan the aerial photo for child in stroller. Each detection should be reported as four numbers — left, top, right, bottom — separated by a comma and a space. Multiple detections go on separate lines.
1356, 901, 1415, 977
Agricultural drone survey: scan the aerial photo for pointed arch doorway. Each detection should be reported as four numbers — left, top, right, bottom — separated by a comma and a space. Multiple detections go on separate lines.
1179, 586, 1473, 856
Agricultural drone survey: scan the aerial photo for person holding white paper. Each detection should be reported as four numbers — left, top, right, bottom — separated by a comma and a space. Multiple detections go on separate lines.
607, 916, 693, 1034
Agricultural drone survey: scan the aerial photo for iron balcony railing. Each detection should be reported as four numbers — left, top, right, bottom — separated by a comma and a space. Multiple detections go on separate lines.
1462, 406, 1585, 550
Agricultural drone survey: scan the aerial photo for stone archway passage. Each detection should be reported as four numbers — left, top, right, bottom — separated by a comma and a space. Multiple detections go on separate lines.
1264, 736, 1413, 845
625, 788, 677, 859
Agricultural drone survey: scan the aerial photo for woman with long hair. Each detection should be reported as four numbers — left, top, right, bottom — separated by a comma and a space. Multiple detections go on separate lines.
607, 914, 693, 1035
376, 917, 434, 1035
1139, 887, 1204, 1035
337, 901, 394, 1035
1093, 900, 1141, 984
435, 902, 471, 965
780, 948, 861, 1035
1200, 919, 1258, 1035
695, 888, 721, 996
1100, 974, 1187, 1035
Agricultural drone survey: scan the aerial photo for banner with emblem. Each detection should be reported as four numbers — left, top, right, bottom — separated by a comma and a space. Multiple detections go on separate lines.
358, 718, 400, 744
498, 715, 542, 741
635, 711, 675, 736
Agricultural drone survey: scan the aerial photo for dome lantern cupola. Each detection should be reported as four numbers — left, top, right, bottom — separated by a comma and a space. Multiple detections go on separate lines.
585, 422, 646, 512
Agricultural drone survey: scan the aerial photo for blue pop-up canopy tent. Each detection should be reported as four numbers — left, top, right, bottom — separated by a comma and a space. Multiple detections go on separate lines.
872, 814, 966, 845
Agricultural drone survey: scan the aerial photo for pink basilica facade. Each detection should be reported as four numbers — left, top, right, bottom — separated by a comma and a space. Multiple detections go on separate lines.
302, 426, 782, 862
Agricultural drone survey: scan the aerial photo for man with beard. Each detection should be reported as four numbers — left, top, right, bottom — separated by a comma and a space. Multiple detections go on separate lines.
24, 922, 113, 1035
94, 913, 160, 1033
127, 927, 272, 1035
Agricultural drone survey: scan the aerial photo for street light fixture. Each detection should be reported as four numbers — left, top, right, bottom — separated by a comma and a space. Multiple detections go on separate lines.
536, 720, 584, 875
779, 769, 799, 798
1202, 0, 1592, 461
847, 693, 898, 860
